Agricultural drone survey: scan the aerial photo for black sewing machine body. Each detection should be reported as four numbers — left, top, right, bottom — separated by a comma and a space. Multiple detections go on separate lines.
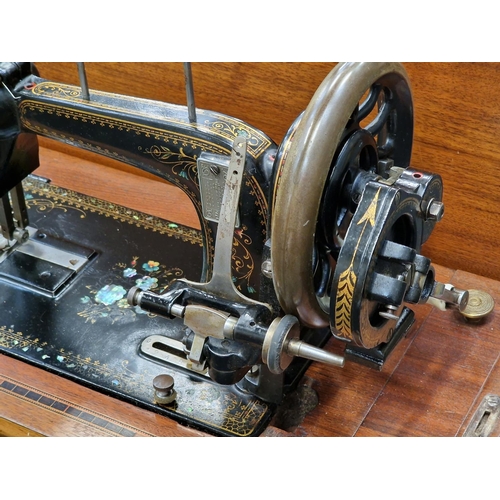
0, 62, 474, 435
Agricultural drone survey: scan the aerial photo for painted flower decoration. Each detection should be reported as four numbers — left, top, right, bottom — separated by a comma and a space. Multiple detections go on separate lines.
142, 260, 160, 272
123, 267, 137, 278
135, 276, 158, 291
237, 128, 250, 138
95, 284, 127, 306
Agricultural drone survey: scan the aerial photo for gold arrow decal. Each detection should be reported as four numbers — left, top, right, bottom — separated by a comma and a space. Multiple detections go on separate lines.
335, 265, 357, 338
356, 187, 380, 228
334, 187, 381, 339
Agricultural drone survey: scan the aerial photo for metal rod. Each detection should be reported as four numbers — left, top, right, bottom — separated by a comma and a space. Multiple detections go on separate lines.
183, 62, 197, 123
1, 81, 21, 101
76, 62, 90, 100
0, 193, 15, 240
9, 183, 29, 229
286, 339, 345, 368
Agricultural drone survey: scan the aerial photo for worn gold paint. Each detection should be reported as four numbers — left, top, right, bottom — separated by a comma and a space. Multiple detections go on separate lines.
29, 81, 273, 158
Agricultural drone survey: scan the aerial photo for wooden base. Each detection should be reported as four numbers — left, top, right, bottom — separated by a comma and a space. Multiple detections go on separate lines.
1, 147, 498, 437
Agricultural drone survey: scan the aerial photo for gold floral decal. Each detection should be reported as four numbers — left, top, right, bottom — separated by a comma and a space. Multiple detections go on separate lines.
32, 82, 81, 99
209, 122, 260, 148
0, 325, 165, 395
245, 178, 268, 233
142, 145, 197, 182
232, 226, 255, 294
334, 188, 381, 339
22, 178, 202, 246
335, 268, 357, 338
25, 195, 87, 219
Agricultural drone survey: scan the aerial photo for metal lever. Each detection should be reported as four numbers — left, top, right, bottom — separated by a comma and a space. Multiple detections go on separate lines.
181, 136, 266, 308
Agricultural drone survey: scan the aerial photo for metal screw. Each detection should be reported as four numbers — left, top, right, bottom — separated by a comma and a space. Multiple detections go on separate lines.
486, 395, 499, 408
377, 158, 394, 176
248, 365, 260, 376
261, 259, 273, 278
379, 304, 400, 321
153, 374, 177, 405
210, 165, 220, 176
13, 228, 29, 244
426, 200, 445, 222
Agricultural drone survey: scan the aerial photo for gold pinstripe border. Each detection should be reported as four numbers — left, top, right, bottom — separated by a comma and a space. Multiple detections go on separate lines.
28, 80, 273, 158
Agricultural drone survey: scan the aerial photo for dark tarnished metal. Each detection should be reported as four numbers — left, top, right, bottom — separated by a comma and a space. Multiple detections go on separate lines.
153, 374, 177, 405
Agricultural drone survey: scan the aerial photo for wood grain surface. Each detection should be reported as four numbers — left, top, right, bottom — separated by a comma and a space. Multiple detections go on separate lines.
32, 62, 500, 283
0, 147, 498, 437
0, 351, 208, 437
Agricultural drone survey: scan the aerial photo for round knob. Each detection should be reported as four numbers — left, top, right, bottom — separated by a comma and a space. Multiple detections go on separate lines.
460, 289, 494, 322
152, 374, 177, 405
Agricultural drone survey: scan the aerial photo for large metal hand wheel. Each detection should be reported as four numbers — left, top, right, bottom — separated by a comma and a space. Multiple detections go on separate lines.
271, 62, 413, 329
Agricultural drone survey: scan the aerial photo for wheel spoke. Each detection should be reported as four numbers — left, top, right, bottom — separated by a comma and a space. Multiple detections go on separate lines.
365, 96, 392, 136
314, 247, 331, 298
358, 84, 382, 122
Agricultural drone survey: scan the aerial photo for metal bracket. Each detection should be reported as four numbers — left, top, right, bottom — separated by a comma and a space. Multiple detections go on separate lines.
197, 152, 241, 227
185, 137, 264, 308
0, 227, 95, 297
140, 334, 209, 378
344, 307, 415, 370
464, 394, 500, 437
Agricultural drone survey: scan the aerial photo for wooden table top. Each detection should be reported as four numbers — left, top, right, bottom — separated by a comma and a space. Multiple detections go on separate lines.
1, 147, 498, 437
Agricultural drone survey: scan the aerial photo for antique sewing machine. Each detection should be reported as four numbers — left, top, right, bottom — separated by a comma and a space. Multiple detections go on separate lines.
0, 62, 488, 436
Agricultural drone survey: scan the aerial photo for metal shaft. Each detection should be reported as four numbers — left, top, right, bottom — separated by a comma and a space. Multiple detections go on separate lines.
286, 339, 345, 367
183, 62, 196, 123
10, 183, 29, 229
0, 193, 15, 240
77, 63, 90, 100
430, 282, 469, 312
